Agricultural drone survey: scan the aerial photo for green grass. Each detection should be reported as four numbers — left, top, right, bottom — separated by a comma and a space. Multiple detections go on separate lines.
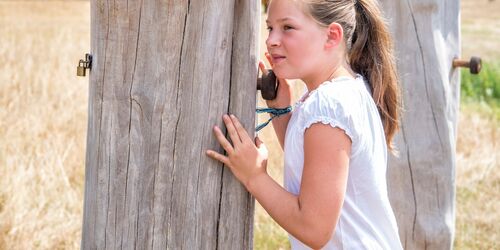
460, 60, 500, 120
454, 60, 499, 249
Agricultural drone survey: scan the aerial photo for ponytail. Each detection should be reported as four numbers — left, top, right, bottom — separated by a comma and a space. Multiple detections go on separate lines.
302, 0, 400, 151
349, 0, 400, 151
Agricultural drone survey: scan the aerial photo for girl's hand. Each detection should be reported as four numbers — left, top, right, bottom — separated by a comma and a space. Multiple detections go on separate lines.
206, 114, 269, 189
260, 52, 292, 108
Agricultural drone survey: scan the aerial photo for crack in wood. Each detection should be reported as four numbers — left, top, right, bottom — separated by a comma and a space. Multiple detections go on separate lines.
104, 118, 112, 249
92, 0, 111, 246
435, 178, 441, 212
84, 0, 257, 248
405, 0, 444, 150
134, 190, 140, 249
166, 1, 191, 247
151, 111, 161, 249
400, 121, 418, 239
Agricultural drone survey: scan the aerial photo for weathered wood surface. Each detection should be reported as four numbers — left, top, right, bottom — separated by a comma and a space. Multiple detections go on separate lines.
82, 0, 259, 249
381, 0, 460, 249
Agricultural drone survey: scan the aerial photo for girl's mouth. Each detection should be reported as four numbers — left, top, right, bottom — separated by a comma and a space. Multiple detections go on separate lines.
272, 54, 286, 64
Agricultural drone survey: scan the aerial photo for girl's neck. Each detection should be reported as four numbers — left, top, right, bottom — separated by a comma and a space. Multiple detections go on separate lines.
302, 60, 356, 93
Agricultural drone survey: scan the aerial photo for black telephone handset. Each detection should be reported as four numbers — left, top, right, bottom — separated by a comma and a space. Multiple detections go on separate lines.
257, 69, 278, 100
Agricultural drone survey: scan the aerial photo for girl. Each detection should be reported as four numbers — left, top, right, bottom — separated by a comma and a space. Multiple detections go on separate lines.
206, 0, 403, 249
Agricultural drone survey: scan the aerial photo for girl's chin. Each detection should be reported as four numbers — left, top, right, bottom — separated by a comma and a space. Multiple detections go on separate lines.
272, 67, 298, 80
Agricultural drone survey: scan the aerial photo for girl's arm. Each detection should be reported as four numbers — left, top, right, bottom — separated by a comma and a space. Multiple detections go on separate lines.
206, 116, 350, 249
249, 122, 350, 249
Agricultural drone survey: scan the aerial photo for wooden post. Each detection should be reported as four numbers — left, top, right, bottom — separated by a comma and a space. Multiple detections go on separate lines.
381, 1, 460, 249
82, 1, 259, 249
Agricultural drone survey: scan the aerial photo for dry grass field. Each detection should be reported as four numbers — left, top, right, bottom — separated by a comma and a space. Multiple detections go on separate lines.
0, 2, 89, 249
0, 0, 498, 249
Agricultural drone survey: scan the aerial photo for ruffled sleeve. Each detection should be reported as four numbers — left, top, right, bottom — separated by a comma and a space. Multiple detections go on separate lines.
299, 89, 358, 144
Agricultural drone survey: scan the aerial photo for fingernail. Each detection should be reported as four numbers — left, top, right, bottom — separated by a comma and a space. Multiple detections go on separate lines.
230, 114, 235, 119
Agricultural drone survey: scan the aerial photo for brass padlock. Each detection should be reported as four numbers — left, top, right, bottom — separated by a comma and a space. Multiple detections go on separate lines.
77, 53, 92, 77
77, 60, 86, 77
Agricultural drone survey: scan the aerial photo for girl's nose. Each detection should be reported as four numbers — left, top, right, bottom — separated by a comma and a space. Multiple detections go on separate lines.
266, 33, 280, 48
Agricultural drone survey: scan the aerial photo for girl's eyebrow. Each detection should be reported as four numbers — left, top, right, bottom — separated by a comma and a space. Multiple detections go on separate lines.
266, 17, 292, 24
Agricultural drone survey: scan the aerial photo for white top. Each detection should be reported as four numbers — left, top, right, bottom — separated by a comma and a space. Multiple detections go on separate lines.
283, 75, 403, 250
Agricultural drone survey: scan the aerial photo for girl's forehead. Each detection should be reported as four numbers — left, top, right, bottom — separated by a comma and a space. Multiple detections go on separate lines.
267, 0, 310, 22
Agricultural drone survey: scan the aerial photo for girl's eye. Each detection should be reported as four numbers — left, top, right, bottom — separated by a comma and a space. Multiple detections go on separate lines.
267, 26, 273, 32
283, 25, 293, 30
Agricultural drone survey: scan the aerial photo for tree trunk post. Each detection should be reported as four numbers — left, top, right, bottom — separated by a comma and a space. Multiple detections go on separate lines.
381, 1, 460, 249
82, 1, 259, 249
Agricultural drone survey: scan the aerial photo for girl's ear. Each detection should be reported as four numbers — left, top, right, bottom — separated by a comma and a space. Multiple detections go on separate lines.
325, 22, 343, 49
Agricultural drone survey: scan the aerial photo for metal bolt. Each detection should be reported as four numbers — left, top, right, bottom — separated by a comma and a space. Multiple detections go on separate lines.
453, 56, 482, 74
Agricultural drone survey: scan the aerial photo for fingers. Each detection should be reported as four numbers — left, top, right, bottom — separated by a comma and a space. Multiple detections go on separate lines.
228, 114, 251, 144
213, 125, 234, 154
259, 61, 268, 75
254, 136, 269, 159
255, 136, 262, 147
210, 114, 250, 161
206, 150, 231, 166
223, 114, 242, 145
265, 52, 274, 67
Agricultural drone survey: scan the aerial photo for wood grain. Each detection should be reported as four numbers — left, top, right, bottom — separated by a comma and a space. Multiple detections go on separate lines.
380, 0, 460, 249
82, 1, 259, 249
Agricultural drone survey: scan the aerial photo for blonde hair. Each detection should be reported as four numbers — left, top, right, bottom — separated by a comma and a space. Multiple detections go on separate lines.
301, 0, 401, 151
